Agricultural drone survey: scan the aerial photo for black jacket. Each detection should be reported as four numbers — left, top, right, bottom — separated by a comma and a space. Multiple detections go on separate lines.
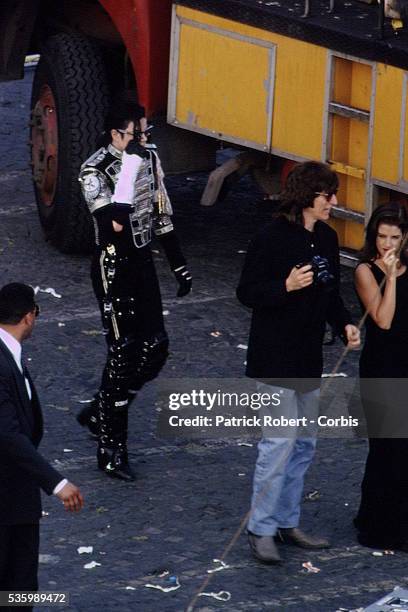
237, 217, 351, 384
0, 339, 63, 525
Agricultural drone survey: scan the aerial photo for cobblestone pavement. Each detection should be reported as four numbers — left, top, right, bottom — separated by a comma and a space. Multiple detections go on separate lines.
0, 70, 405, 612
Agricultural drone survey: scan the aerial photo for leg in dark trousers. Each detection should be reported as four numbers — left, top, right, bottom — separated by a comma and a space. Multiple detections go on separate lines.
0, 523, 39, 612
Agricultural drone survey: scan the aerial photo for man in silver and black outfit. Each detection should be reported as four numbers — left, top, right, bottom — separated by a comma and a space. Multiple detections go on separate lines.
78, 104, 192, 481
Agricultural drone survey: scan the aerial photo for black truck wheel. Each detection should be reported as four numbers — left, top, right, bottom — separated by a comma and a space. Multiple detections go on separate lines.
30, 32, 109, 253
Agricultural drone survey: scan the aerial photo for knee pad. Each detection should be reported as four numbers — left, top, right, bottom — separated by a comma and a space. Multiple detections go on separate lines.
131, 332, 169, 389
106, 332, 168, 389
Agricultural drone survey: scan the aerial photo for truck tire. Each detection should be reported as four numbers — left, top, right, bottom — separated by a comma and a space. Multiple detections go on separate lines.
30, 32, 109, 253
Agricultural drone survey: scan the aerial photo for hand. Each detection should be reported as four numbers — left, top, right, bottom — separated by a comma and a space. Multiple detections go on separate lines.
173, 265, 192, 297
383, 248, 398, 279
285, 264, 314, 292
344, 324, 360, 350
112, 220, 124, 232
56, 482, 84, 512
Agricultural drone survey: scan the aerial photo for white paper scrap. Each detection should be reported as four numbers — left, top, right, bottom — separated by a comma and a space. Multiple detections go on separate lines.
199, 591, 231, 601
207, 559, 231, 574
32, 286, 62, 298
84, 561, 101, 569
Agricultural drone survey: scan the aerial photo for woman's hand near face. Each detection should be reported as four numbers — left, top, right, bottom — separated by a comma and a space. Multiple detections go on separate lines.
382, 247, 398, 279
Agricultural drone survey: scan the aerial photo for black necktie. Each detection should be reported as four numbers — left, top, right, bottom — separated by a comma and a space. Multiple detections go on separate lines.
21, 362, 32, 400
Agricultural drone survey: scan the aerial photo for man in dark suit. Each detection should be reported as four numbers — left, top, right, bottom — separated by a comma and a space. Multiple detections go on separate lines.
0, 283, 83, 608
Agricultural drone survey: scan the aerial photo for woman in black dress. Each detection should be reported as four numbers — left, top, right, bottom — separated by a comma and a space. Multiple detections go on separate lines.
354, 202, 408, 550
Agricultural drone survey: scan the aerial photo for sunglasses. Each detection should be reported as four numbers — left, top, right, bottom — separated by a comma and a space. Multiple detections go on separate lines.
117, 125, 153, 138
315, 189, 338, 200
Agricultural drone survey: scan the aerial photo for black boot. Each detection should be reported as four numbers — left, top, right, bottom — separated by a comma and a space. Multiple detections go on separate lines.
97, 444, 135, 482
76, 396, 99, 437
97, 392, 135, 481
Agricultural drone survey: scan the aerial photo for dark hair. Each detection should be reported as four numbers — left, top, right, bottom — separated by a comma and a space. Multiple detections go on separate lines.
98, 101, 146, 148
360, 202, 408, 265
0, 283, 36, 325
279, 161, 339, 224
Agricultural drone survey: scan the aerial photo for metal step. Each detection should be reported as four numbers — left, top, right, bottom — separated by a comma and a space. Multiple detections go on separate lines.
340, 248, 359, 268
329, 102, 370, 123
330, 204, 365, 224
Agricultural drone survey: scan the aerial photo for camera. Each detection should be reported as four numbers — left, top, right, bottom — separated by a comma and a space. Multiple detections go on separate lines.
297, 255, 334, 286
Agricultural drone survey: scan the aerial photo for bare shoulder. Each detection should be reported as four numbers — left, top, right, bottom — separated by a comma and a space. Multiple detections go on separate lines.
354, 262, 374, 281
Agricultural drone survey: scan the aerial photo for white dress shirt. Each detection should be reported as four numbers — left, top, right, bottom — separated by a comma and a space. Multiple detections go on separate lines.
0, 327, 67, 495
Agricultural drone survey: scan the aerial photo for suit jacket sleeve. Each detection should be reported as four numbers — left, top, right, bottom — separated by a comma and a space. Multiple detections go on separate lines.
0, 375, 63, 495
236, 230, 288, 309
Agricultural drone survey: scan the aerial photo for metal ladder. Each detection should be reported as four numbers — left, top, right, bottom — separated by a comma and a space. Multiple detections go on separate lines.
302, 0, 335, 18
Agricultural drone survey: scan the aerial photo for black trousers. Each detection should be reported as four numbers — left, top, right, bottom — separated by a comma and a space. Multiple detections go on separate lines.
0, 523, 39, 612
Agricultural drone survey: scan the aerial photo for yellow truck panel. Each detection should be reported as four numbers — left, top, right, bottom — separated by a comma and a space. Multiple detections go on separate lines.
372, 64, 403, 185
175, 20, 274, 149
171, 3, 408, 252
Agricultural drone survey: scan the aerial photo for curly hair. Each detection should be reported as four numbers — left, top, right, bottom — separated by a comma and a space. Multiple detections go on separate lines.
360, 202, 408, 265
279, 161, 339, 224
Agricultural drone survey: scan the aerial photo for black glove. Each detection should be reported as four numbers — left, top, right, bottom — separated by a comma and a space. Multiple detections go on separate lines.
125, 140, 150, 159
173, 265, 192, 297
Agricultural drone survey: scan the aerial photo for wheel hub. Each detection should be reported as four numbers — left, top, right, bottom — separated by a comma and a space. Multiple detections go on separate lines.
31, 84, 58, 206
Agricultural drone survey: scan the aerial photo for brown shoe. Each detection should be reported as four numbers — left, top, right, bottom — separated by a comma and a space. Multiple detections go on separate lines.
247, 531, 282, 563
277, 528, 330, 549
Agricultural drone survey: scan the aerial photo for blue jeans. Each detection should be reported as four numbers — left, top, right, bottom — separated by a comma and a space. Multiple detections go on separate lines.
247, 384, 320, 536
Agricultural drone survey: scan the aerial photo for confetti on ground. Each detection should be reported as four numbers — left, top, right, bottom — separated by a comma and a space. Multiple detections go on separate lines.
163, 310, 170, 316
81, 329, 102, 336
77, 547, 93, 555
78, 399, 94, 404
372, 551, 383, 557
210, 331, 222, 337
32, 286, 62, 298
302, 561, 321, 573
237, 344, 248, 350
58, 322, 66, 327
145, 572, 180, 593
125, 586, 136, 591
84, 561, 101, 569
305, 490, 320, 501
63, 449, 73, 453
237, 442, 253, 447
207, 559, 231, 574
199, 591, 231, 601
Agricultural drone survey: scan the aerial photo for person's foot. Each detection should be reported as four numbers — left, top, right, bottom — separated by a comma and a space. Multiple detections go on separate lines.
97, 447, 135, 482
247, 531, 282, 563
357, 531, 408, 552
76, 400, 99, 437
277, 528, 330, 549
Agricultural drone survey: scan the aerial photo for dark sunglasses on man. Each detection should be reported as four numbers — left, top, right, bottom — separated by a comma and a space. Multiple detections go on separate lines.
117, 125, 154, 139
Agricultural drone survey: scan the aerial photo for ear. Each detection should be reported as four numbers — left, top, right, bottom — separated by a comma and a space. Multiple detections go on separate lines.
111, 128, 118, 139
23, 311, 35, 325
